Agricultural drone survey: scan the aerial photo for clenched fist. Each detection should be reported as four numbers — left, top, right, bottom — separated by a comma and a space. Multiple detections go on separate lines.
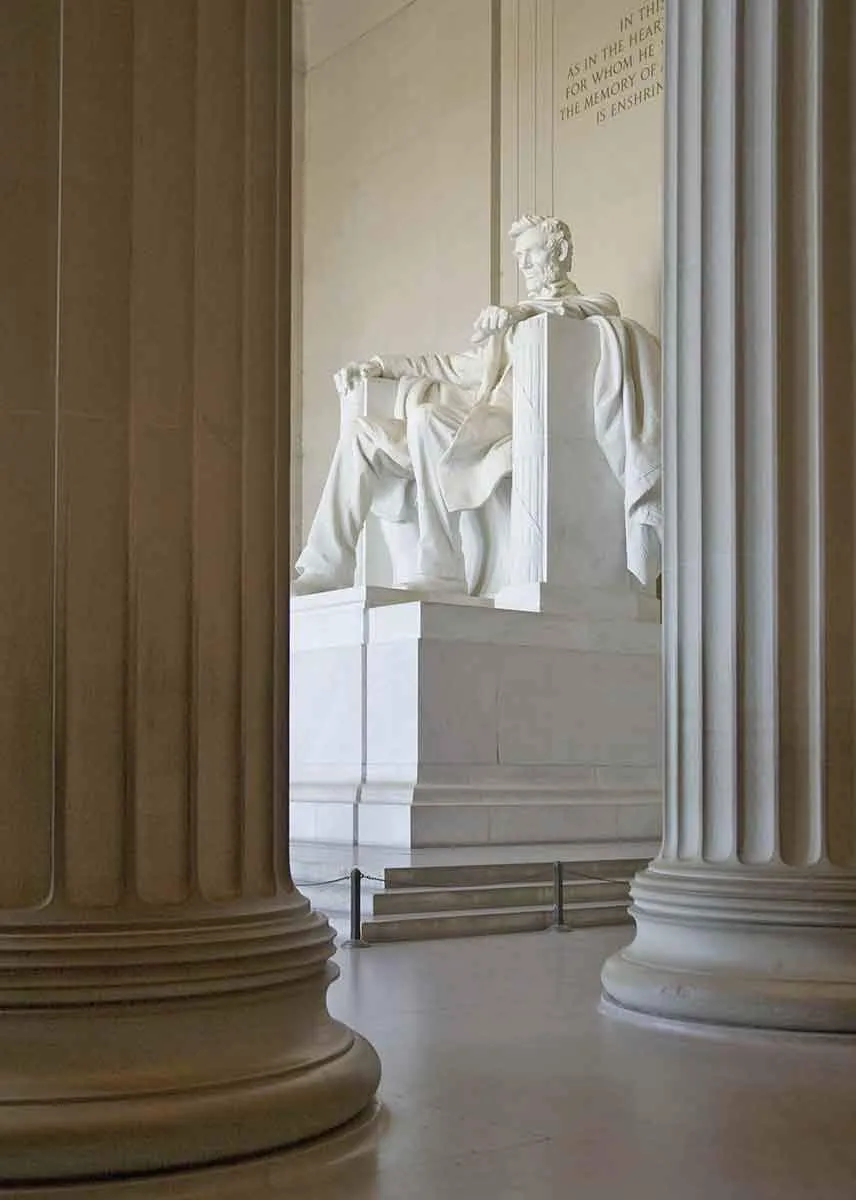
470, 305, 514, 344
333, 358, 383, 398
470, 303, 534, 345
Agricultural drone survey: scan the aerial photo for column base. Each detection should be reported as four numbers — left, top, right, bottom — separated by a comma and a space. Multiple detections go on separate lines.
0, 1102, 385, 1199
601, 861, 856, 1032
0, 901, 381, 1182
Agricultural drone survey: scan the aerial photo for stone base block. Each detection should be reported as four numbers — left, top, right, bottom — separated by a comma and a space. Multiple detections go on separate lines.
291, 590, 661, 850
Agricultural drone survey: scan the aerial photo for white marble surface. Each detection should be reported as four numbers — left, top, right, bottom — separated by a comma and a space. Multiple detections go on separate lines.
291, 594, 660, 849
503, 313, 620, 597
290, 644, 364, 766
295, 217, 661, 600
33, 926, 856, 1198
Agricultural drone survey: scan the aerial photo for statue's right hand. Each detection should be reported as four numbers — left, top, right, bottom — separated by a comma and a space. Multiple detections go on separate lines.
334, 359, 382, 398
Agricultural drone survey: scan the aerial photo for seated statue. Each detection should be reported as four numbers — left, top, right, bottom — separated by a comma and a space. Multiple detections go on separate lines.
293, 214, 661, 596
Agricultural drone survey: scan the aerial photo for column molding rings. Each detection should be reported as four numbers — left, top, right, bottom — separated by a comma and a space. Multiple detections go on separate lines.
0, 896, 380, 1180
604, 862, 856, 1031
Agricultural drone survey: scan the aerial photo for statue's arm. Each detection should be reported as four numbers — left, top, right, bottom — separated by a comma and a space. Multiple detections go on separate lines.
468, 301, 542, 345
374, 349, 485, 390
333, 346, 485, 397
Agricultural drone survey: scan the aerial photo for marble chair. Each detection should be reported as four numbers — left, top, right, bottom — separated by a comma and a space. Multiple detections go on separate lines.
340, 379, 511, 598
345, 312, 655, 616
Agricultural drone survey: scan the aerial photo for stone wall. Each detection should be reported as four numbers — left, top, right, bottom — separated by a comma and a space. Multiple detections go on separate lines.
294, 0, 496, 552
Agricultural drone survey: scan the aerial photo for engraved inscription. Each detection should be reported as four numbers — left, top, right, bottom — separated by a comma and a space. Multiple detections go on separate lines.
559, 0, 664, 127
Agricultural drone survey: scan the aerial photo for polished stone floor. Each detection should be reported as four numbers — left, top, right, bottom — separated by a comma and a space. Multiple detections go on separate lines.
10, 925, 856, 1198
325, 928, 856, 1199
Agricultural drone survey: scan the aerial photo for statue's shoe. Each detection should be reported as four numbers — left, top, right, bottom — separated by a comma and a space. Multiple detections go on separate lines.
397, 574, 469, 595
291, 572, 344, 596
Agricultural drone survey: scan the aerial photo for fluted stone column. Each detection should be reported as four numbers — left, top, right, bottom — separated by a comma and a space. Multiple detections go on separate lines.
602, 0, 856, 1031
0, 0, 378, 1181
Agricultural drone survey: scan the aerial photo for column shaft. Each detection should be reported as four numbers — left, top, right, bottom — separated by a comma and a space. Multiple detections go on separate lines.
0, 0, 379, 1180
603, 0, 856, 1030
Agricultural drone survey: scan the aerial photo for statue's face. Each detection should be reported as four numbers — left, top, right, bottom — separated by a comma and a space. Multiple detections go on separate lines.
513, 225, 561, 295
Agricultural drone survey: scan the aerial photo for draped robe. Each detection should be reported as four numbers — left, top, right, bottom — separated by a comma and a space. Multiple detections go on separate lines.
363, 285, 662, 586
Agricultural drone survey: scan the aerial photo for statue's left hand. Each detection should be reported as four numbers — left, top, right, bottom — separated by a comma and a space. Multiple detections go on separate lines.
334, 359, 383, 398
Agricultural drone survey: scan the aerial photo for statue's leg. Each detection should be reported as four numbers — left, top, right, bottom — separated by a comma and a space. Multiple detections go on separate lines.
404, 403, 467, 588
294, 417, 409, 592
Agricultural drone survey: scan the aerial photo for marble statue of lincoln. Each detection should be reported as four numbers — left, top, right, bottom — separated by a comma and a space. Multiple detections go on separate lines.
293, 214, 661, 595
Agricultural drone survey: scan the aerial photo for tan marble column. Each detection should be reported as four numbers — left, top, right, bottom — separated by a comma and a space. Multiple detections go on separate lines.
0, 0, 378, 1181
603, 0, 856, 1031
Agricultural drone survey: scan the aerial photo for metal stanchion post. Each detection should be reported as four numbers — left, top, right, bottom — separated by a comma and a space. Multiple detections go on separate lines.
343, 867, 366, 947
552, 860, 568, 931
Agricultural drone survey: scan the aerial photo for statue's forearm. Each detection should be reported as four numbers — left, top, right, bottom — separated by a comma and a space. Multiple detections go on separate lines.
373, 353, 414, 380
374, 353, 441, 381
375, 349, 484, 389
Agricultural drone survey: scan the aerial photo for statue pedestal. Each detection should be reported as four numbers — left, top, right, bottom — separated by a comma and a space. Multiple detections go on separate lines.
291, 312, 661, 850
290, 588, 660, 849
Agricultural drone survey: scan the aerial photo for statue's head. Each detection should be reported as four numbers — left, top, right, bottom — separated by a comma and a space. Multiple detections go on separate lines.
509, 214, 573, 297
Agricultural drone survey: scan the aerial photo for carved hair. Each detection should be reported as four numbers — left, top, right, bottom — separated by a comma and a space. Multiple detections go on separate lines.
508, 213, 573, 269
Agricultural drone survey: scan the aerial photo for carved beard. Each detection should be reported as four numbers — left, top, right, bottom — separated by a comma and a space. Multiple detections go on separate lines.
531, 256, 572, 298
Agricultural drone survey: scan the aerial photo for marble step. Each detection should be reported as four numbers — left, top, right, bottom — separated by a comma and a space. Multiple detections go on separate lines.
361, 898, 631, 944
372, 877, 628, 916
383, 857, 648, 891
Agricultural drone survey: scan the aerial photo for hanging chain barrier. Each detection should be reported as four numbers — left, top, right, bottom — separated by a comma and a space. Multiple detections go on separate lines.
560, 865, 635, 886
296, 863, 631, 940
293, 874, 349, 887
292, 867, 385, 946
552, 862, 634, 931
294, 871, 385, 888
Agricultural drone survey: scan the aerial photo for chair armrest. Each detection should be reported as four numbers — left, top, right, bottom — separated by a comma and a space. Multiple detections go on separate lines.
339, 377, 399, 430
